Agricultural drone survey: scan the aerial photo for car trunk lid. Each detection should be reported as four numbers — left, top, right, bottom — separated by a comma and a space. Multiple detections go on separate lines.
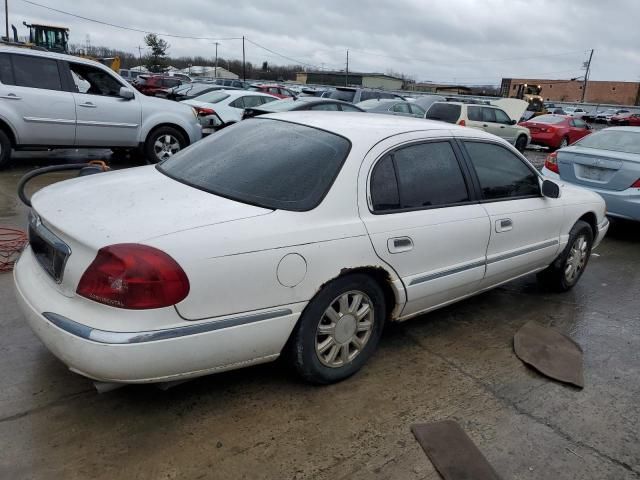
557, 146, 640, 191
29, 166, 273, 295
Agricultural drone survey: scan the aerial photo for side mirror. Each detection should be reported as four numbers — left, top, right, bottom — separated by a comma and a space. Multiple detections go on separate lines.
586, 124, 592, 130
119, 87, 135, 100
542, 179, 560, 199
510, 119, 517, 125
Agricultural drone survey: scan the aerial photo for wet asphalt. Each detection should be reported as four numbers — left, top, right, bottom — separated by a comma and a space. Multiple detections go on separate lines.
0, 145, 638, 479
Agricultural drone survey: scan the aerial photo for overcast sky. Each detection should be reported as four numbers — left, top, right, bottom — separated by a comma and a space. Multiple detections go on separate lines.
11, 0, 640, 84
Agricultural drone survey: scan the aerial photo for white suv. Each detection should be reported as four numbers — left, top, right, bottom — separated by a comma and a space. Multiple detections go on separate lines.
0, 46, 202, 168
426, 101, 531, 152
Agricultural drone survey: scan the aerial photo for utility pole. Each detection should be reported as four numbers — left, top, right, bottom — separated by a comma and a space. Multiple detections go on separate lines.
4, 0, 8, 41
137, 45, 143, 66
242, 36, 246, 81
581, 49, 594, 103
214, 42, 219, 77
345, 49, 349, 86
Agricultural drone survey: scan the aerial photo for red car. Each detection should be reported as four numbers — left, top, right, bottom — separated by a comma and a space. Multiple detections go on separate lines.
248, 84, 294, 99
609, 112, 640, 126
519, 114, 592, 150
134, 75, 184, 97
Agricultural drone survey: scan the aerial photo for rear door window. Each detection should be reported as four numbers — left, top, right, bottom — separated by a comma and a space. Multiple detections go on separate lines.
370, 142, 469, 212
11, 54, 62, 91
242, 96, 265, 108
409, 104, 426, 117
463, 141, 540, 200
229, 97, 246, 108
467, 106, 482, 121
329, 89, 356, 102
425, 103, 461, 124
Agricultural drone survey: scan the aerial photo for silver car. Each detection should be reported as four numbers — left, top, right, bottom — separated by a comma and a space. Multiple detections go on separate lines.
542, 127, 640, 221
0, 46, 202, 168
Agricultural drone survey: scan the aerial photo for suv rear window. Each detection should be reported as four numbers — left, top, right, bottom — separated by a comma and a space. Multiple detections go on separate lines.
158, 119, 351, 211
425, 103, 461, 124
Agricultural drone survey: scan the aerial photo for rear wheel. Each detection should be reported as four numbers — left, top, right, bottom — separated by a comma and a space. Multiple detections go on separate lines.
515, 134, 528, 152
289, 274, 386, 384
537, 220, 593, 292
144, 126, 186, 164
0, 130, 12, 170
558, 136, 569, 149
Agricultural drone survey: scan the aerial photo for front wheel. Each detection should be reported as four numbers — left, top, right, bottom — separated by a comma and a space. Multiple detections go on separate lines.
558, 136, 569, 149
144, 126, 186, 164
289, 274, 386, 384
537, 220, 593, 292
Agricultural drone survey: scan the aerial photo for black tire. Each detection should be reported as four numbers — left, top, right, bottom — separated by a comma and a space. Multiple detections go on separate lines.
289, 274, 386, 384
144, 126, 186, 164
0, 129, 13, 169
515, 134, 528, 153
537, 220, 593, 292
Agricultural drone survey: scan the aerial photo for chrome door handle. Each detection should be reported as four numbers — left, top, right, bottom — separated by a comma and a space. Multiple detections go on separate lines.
388, 236, 413, 254
496, 218, 513, 233
79, 102, 96, 108
0, 93, 21, 100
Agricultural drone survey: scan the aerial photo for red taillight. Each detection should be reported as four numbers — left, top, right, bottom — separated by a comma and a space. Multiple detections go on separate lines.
458, 119, 466, 126
545, 151, 559, 173
631, 178, 640, 188
195, 107, 216, 116
77, 244, 189, 309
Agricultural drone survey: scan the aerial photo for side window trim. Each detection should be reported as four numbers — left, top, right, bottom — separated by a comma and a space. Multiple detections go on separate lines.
368, 138, 478, 215
456, 138, 542, 203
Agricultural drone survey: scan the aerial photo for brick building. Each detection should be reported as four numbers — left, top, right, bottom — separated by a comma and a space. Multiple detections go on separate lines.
501, 78, 640, 105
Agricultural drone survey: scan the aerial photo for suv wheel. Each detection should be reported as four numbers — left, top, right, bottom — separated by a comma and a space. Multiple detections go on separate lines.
144, 126, 186, 163
515, 134, 528, 152
0, 130, 12, 169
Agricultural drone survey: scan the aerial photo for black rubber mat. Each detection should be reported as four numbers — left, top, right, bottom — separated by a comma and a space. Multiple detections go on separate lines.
411, 420, 501, 480
514, 320, 584, 388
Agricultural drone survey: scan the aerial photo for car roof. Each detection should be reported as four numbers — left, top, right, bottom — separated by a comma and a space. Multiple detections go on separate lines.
223, 90, 275, 98
258, 111, 495, 141
603, 126, 640, 132
0, 45, 107, 69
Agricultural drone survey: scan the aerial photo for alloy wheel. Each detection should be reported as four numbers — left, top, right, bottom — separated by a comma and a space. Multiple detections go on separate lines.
153, 134, 181, 161
315, 290, 374, 368
565, 234, 588, 283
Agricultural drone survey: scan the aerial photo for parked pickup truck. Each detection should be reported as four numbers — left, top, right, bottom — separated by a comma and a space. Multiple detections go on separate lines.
0, 46, 202, 168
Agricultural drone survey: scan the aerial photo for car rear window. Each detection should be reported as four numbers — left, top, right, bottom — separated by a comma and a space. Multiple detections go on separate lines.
574, 130, 640, 155
425, 103, 461, 124
530, 115, 565, 124
158, 119, 351, 211
328, 89, 356, 102
192, 91, 230, 103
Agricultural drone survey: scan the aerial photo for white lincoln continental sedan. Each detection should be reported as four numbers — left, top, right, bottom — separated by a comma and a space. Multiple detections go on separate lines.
14, 113, 609, 385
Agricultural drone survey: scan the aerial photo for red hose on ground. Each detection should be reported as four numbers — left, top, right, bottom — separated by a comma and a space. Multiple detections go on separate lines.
0, 227, 27, 273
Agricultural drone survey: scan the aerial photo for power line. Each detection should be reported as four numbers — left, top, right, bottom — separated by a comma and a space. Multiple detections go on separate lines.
21, 0, 242, 40
245, 37, 336, 70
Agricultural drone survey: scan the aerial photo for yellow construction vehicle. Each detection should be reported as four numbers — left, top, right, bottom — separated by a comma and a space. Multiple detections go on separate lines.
2, 22, 120, 72
511, 83, 546, 117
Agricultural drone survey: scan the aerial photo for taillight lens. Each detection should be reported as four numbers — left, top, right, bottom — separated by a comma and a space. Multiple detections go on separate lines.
195, 106, 216, 116
77, 244, 189, 309
631, 178, 640, 188
458, 119, 466, 126
545, 151, 559, 173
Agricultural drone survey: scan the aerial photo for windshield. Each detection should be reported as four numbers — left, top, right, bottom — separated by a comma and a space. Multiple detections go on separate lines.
574, 130, 640, 154
529, 115, 565, 124
158, 119, 351, 211
192, 91, 230, 103
425, 103, 461, 123
328, 89, 356, 102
